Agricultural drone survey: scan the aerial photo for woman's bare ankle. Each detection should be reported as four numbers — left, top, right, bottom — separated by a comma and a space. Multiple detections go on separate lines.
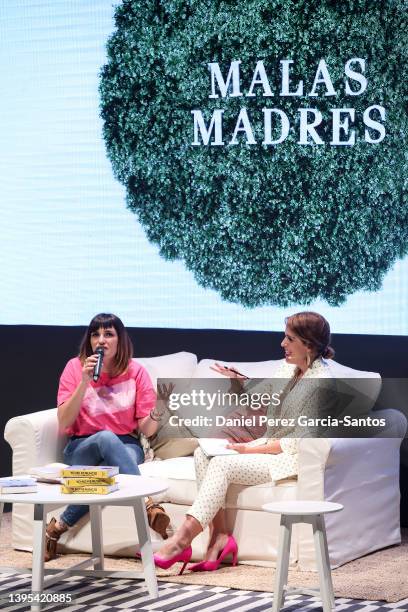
206, 532, 229, 560
56, 519, 69, 532
158, 535, 187, 558
157, 515, 201, 558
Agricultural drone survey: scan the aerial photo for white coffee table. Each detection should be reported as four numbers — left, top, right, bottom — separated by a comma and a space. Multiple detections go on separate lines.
0, 474, 168, 611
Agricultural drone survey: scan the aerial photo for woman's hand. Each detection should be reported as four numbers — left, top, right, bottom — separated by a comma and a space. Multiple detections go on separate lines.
82, 354, 98, 383
210, 363, 248, 379
58, 360, 96, 429
157, 382, 175, 400
226, 440, 283, 454
226, 442, 250, 453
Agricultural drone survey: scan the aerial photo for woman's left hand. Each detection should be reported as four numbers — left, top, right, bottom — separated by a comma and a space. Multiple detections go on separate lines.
157, 382, 175, 401
226, 440, 283, 454
226, 443, 249, 453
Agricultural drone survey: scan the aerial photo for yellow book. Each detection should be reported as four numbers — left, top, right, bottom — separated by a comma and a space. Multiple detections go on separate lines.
61, 484, 119, 495
62, 477, 116, 486
61, 466, 119, 478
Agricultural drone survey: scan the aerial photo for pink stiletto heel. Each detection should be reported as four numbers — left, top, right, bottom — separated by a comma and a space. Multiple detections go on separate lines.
189, 536, 238, 572
153, 546, 192, 575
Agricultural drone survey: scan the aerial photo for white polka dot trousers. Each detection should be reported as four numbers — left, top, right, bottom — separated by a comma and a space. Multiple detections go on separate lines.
188, 447, 274, 529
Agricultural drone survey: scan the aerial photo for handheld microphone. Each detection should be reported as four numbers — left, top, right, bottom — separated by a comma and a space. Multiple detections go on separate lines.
93, 347, 104, 382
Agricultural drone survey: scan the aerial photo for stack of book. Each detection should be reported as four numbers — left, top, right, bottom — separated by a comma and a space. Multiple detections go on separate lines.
0, 476, 38, 494
60, 466, 119, 494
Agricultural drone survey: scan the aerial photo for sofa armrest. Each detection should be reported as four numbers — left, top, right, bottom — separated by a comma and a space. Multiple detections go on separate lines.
297, 409, 405, 568
297, 408, 407, 501
297, 437, 331, 501
4, 408, 67, 475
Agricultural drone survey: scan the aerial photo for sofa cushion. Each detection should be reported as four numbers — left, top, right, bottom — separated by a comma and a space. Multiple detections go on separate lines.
139, 456, 297, 509
133, 352, 199, 459
195, 358, 381, 415
140, 457, 197, 505
193, 358, 286, 379
226, 478, 297, 511
327, 359, 381, 414
134, 351, 197, 388
151, 359, 282, 444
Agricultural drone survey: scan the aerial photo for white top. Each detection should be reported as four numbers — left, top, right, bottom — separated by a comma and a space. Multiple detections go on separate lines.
0, 474, 168, 505
263, 500, 343, 515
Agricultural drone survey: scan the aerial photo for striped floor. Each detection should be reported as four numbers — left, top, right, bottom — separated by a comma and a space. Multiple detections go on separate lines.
0, 572, 407, 611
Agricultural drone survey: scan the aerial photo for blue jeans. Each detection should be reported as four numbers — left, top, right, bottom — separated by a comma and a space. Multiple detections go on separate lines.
60, 431, 144, 527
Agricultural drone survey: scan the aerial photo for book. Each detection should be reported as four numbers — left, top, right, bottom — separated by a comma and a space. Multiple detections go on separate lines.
0, 485, 38, 494
198, 438, 238, 457
61, 466, 119, 478
60, 483, 119, 495
0, 477, 37, 487
62, 477, 116, 486
30, 463, 66, 483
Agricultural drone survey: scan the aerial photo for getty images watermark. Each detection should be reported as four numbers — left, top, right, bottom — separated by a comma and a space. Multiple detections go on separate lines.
164, 387, 387, 431
167, 389, 282, 411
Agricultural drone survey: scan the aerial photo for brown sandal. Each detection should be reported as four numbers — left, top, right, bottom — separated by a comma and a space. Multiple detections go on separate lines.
145, 497, 170, 539
44, 517, 68, 562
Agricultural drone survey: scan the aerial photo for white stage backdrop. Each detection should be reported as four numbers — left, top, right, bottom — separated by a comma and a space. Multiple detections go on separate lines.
1, 1, 407, 334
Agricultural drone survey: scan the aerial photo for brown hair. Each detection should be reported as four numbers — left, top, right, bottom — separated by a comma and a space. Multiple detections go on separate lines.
78, 313, 133, 377
285, 311, 335, 361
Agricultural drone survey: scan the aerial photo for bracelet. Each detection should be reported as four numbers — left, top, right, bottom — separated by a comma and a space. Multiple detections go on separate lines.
149, 409, 162, 422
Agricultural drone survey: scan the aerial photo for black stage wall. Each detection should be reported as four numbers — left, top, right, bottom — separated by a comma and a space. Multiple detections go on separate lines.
2, 324, 408, 524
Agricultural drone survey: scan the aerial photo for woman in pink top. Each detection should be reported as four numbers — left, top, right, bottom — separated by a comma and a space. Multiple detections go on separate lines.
44, 313, 169, 561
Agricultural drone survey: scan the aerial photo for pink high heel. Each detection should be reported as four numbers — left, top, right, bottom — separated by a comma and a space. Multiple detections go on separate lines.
153, 546, 192, 575
189, 535, 238, 572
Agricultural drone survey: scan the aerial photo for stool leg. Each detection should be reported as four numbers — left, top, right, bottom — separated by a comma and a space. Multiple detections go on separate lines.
312, 515, 335, 611
316, 515, 335, 607
272, 515, 292, 612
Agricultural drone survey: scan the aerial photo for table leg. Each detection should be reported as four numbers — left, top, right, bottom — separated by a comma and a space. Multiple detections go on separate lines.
31, 504, 46, 612
90, 505, 104, 570
312, 515, 335, 611
0, 503, 4, 532
133, 498, 158, 599
272, 515, 292, 612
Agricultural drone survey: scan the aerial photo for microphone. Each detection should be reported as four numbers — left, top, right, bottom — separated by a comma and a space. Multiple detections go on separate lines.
93, 347, 104, 382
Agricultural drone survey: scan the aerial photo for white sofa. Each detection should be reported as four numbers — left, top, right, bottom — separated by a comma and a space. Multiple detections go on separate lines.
4, 351, 406, 571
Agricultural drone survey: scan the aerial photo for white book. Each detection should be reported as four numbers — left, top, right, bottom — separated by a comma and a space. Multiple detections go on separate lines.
29, 463, 67, 483
0, 485, 38, 494
198, 438, 238, 457
0, 476, 36, 487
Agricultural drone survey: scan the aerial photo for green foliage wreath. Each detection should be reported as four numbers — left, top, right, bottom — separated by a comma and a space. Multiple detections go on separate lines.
100, 0, 407, 307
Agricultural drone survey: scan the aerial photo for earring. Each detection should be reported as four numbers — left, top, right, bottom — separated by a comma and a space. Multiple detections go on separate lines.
306, 353, 311, 369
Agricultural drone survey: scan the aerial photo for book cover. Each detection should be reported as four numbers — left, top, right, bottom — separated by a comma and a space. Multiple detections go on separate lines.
61, 466, 119, 478
62, 477, 116, 486
60, 484, 119, 495
0, 485, 38, 494
0, 477, 37, 487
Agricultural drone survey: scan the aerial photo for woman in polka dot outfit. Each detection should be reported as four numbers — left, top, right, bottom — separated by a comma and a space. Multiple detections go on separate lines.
153, 312, 335, 574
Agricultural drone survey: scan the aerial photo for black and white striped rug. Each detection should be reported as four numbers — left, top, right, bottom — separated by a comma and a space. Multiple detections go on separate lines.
0, 572, 407, 611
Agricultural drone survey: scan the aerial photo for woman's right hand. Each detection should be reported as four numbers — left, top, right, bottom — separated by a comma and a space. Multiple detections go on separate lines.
210, 363, 247, 379
81, 354, 98, 383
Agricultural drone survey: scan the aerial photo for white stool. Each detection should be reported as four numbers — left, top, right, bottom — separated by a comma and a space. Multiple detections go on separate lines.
263, 500, 343, 612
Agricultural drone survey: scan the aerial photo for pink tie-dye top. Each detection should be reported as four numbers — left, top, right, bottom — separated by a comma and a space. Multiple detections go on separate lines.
57, 358, 156, 436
